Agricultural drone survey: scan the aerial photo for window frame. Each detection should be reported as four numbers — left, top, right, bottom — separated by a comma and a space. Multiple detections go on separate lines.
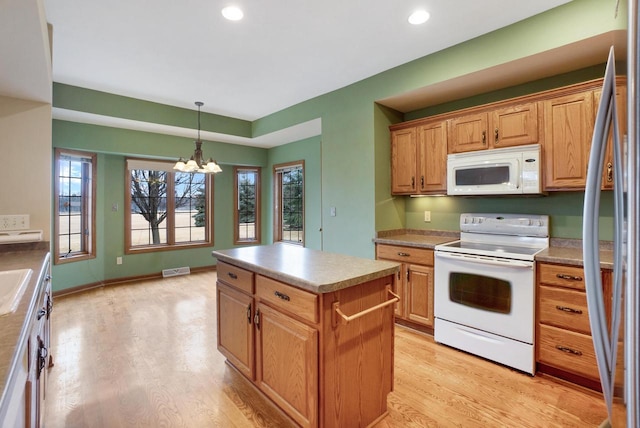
54, 148, 97, 264
233, 166, 261, 245
273, 160, 305, 246
125, 158, 214, 254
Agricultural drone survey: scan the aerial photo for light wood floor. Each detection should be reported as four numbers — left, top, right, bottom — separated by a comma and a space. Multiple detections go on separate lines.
44, 271, 608, 427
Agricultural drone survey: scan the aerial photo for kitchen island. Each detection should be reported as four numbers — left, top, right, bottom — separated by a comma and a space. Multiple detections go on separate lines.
212, 244, 400, 428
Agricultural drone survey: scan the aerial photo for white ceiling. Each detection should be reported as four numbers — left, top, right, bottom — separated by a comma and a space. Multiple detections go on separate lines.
43, 0, 572, 123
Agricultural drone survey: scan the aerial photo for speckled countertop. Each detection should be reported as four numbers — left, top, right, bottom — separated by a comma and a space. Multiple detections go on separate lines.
0, 243, 50, 417
373, 230, 459, 249
212, 244, 400, 293
374, 231, 615, 270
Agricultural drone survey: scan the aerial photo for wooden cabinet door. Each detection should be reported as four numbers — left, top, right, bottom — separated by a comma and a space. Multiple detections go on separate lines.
406, 264, 434, 328
448, 112, 488, 153
255, 303, 318, 428
491, 102, 538, 148
543, 91, 594, 190
216, 282, 255, 380
594, 85, 626, 190
417, 120, 447, 193
391, 127, 417, 194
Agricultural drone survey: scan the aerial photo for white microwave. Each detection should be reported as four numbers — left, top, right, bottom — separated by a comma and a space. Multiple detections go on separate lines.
447, 144, 543, 196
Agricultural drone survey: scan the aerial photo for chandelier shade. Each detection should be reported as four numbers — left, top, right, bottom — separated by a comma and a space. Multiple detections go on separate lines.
174, 101, 222, 174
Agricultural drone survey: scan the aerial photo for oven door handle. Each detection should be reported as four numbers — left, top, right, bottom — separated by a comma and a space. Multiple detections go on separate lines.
435, 251, 533, 268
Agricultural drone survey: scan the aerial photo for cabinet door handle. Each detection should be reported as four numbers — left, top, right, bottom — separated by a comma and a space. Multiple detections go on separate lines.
494, 128, 499, 144
411, 177, 415, 189
420, 176, 424, 189
254, 309, 260, 330
556, 273, 583, 281
607, 162, 613, 182
46, 293, 53, 318
37, 337, 47, 379
274, 291, 290, 301
482, 130, 486, 145
247, 303, 252, 324
555, 345, 583, 356
227, 272, 238, 280
555, 305, 583, 314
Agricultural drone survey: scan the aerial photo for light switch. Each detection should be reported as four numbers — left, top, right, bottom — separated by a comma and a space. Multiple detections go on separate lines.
330, 207, 336, 217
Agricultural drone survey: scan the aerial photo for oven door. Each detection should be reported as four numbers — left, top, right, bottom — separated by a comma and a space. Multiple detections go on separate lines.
434, 251, 535, 343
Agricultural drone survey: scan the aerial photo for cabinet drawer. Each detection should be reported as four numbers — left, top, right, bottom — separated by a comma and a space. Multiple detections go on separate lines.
538, 324, 598, 380
256, 275, 318, 324
217, 261, 254, 294
538, 263, 586, 290
539, 285, 591, 334
376, 244, 434, 266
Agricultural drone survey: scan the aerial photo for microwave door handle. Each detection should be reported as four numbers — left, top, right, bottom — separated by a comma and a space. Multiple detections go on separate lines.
516, 159, 521, 189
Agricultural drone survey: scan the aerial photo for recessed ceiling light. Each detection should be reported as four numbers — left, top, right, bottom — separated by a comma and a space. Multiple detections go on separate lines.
222, 6, 244, 21
408, 10, 430, 25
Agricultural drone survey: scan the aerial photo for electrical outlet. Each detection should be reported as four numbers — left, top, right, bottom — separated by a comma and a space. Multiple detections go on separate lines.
330, 207, 336, 217
0, 214, 30, 231
424, 211, 431, 222
116, 257, 123, 265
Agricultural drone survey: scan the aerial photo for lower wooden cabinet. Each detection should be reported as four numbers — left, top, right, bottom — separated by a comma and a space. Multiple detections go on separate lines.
376, 244, 434, 330
256, 303, 318, 427
216, 260, 395, 428
536, 262, 611, 387
217, 281, 254, 379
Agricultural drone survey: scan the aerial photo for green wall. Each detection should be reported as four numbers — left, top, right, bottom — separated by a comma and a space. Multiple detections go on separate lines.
51, 0, 626, 290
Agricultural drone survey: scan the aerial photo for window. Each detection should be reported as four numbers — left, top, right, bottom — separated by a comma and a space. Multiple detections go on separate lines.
234, 167, 261, 244
125, 159, 213, 252
54, 149, 96, 264
273, 161, 304, 245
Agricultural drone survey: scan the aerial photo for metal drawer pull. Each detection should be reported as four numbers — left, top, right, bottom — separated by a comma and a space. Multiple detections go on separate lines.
274, 291, 290, 301
332, 287, 399, 327
555, 305, 583, 314
397, 252, 410, 257
555, 345, 583, 356
556, 273, 583, 281
227, 272, 238, 279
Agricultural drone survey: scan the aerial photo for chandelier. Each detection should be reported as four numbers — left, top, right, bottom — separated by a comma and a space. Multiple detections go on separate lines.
173, 101, 222, 174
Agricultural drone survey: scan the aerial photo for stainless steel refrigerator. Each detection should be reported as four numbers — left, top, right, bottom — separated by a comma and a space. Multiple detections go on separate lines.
583, 2, 640, 426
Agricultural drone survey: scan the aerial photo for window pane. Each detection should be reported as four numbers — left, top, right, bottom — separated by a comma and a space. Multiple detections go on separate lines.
55, 150, 95, 263
175, 172, 206, 243
237, 169, 258, 242
126, 161, 212, 252
276, 164, 303, 244
130, 170, 168, 246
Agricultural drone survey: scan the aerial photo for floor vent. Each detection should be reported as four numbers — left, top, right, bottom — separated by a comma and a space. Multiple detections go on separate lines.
162, 267, 191, 278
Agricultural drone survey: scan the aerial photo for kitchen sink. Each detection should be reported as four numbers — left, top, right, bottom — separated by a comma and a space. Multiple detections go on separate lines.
0, 269, 32, 316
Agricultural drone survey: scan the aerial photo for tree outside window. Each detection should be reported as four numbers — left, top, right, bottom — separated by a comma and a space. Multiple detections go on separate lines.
125, 159, 213, 252
234, 167, 261, 244
274, 161, 304, 245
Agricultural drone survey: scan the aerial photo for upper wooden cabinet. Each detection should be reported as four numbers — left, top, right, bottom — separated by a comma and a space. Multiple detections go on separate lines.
448, 112, 488, 153
390, 77, 626, 193
390, 127, 417, 194
594, 85, 626, 190
448, 102, 539, 153
543, 91, 594, 190
417, 121, 447, 193
492, 102, 539, 148
391, 119, 447, 195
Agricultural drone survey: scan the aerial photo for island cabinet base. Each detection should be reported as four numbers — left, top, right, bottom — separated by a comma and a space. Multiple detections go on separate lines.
320, 278, 395, 428
215, 259, 396, 428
